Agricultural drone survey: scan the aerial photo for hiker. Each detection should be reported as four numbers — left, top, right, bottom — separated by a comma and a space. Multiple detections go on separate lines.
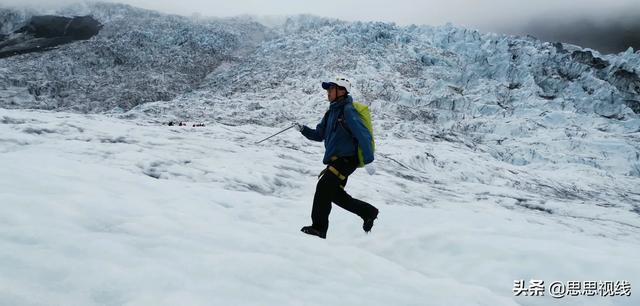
294, 77, 378, 239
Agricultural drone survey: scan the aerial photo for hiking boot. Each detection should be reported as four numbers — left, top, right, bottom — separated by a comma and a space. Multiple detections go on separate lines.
301, 226, 326, 239
363, 208, 379, 233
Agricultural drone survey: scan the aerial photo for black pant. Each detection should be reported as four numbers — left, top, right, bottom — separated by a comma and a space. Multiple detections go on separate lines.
311, 156, 377, 233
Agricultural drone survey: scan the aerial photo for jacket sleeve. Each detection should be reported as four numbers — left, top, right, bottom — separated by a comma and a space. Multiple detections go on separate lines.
344, 105, 374, 164
301, 115, 326, 142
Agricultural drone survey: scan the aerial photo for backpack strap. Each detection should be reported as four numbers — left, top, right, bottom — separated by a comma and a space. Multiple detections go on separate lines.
322, 109, 330, 123
322, 107, 350, 135
321, 109, 330, 135
337, 107, 352, 136
326, 105, 358, 146
336, 106, 360, 164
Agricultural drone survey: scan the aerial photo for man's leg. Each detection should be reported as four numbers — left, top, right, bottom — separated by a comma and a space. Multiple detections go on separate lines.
329, 157, 378, 232
309, 157, 357, 233
332, 187, 378, 220
310, 169, 343, 234
307, 156, 381, 235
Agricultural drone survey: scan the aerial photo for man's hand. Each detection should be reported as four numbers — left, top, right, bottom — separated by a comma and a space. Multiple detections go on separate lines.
293, 122, 304, 132
365, 163, 375, 175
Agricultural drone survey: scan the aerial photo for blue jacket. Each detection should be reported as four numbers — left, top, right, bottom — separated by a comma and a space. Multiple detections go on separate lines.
301, 95, 374, 165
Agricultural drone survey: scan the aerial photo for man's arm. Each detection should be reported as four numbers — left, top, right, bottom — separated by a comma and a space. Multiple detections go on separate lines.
301, 113, 327, 142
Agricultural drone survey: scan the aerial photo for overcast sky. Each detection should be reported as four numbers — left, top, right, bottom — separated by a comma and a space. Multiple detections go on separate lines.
4, 0, 640, 53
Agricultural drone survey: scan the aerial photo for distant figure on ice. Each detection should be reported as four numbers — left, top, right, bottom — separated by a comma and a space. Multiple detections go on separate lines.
293, 76, 378, 239
168, 121, 205, 127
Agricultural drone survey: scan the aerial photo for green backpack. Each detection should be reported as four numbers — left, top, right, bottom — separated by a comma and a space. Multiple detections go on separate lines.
325, 101, 375, 168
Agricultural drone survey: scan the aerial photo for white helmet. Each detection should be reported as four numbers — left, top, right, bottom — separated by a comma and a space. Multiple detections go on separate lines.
321, 76, 351, 93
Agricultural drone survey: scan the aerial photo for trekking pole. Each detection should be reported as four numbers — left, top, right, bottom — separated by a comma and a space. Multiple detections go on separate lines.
255, 124, 296, 144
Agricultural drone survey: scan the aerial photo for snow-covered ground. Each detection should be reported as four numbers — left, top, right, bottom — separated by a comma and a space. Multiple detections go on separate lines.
1, 108, 638, 306
1, 3, 639, 305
